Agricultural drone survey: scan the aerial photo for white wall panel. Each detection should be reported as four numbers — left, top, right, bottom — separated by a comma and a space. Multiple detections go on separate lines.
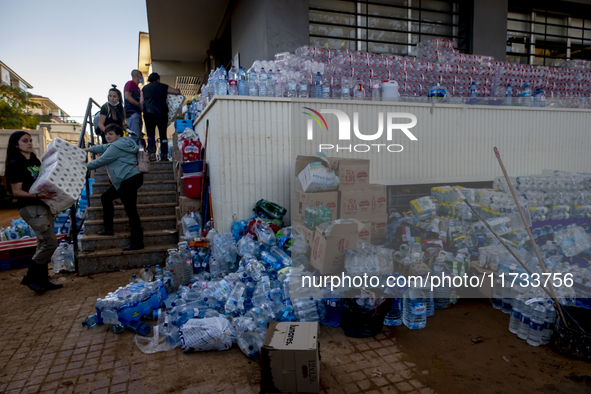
196, 97, 591, 232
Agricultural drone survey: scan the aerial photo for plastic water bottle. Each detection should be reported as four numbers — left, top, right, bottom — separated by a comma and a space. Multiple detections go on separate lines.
155, 269, 163, 283
228, 66, 238, 95
266, 69, 275, 97
540, 300, 556, 345
218, 65, 228, 95
384, 284, 403, 326
269, 246, 292, 267
258, 68, 267, 97
505, 83, 513, 105
225, 282, 246, 313
127, 320, 151, 337
274, 70, 284, 97
469, 82, 477, 98
163, 271, 175, 294
371, 79, 382, 101
534, 87, 546, 107
321, 75, 331, 98
402, 285, 427, 330
526, 301, 546, 346
286, 75, 297, 98
492, 276, 503, 310
431, 262, 451, 309
298, 75, 310, 98
519, 81, 532, 107
247, 68, 258, 96
517, 299, 534, 340
237, 67, 247, 96
341, 77, 351, 100
508, 292, 524, 334
82, 314, 98, 328
314, 72, 322, 98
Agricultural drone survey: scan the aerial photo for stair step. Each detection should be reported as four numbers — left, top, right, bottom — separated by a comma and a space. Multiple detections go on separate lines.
93, 170, 174, 183
94, 161, 173, 174
89, 191, 177, 205
77, 244, 178, 276
86, 203, 177, 221
80, 229, 178, 251
84, 215, 177, 234
92, 180, 176, 195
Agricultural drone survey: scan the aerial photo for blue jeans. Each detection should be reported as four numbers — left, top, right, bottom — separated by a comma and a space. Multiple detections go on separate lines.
127, 112, 145, 148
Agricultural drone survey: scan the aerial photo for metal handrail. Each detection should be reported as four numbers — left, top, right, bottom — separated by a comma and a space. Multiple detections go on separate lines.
71, 98, 102, 272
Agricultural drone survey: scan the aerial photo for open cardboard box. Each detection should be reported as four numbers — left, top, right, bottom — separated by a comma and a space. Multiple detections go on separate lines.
261, 322, 319, 393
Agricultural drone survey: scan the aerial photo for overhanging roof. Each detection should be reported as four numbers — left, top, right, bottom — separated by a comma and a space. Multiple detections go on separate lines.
146, 0, 230, 63
30, 95, 70, 117
0, 60, 33, 88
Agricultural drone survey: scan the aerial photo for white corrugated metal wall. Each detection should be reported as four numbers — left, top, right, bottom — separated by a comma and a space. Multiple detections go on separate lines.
195, 97, 591, 232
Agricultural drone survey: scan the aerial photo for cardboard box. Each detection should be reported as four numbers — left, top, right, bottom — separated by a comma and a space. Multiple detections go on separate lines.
295, 155, 339, 193
174, 160, 183, 181
261, 322, 319, 394
293, 187, 338, 224
339, 190, 372, 222
328, 158, 370, 191
371, 213, 388, 244
359, 222, 372, 243
177, 177, 186, 197
310, 220, 361, 275
370, 184, 387, 216
178, 196, 202, 217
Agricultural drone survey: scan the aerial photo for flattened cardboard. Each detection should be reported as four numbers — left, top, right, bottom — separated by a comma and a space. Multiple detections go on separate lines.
339, 190, 372, 222
261, 322, 319, 393
328, 158, 370, 191
310, 221, 362, 275
370, 184, 387, 215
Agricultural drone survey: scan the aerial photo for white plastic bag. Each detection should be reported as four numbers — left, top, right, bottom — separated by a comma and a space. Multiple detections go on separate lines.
179, 317, 237, 353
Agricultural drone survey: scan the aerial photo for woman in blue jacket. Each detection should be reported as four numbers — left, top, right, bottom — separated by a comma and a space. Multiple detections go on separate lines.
86, 124, 144, 250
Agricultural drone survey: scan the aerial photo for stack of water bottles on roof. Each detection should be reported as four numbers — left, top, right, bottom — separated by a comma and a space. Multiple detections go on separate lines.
193, 38, 591, 118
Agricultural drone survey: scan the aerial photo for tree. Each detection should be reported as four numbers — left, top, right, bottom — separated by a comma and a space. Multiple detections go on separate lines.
0, 85, 40, 129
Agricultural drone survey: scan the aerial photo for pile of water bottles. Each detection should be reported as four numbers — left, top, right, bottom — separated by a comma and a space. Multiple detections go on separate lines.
192, 38, 591, 119
0, 219, 35, 241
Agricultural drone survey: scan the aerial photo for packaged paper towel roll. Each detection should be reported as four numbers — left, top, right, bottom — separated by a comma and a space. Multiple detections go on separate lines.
31, 138, 87, 212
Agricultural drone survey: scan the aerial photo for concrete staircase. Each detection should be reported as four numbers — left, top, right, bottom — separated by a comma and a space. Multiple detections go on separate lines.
77, 161, 179, 276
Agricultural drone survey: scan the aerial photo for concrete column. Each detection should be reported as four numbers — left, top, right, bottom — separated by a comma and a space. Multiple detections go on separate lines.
231, 0, 309, 69
472, 0, 508, 61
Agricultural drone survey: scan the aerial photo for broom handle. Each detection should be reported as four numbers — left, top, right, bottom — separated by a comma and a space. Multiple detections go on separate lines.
493, 147, 568, 327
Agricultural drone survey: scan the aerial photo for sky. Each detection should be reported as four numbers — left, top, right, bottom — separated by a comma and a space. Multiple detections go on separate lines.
0, 0, 148, 123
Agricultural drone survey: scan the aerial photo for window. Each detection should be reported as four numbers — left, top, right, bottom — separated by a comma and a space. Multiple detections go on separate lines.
507, 7, 591, 66
309, 0, 469, 56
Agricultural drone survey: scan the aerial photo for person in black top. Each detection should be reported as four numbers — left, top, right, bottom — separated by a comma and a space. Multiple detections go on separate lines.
4, 131, 63, 293
97, 85, 128, 144
140, 72, 181, 162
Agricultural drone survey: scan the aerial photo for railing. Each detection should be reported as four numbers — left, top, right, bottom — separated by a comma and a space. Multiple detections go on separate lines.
70, 98, 101, 272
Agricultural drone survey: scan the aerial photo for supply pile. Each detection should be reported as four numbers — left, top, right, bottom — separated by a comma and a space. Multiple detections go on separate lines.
192, 38, 591, 118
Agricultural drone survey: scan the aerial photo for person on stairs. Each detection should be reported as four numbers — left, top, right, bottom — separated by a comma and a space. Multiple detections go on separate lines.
85, 124, 144, 250
140, 72, 181, 162
97, 85, 128, 144
5, 131, 63, 293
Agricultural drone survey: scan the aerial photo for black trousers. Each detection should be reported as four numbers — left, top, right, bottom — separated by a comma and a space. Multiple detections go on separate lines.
144, 113, 168, 156
101, 174, 143, 241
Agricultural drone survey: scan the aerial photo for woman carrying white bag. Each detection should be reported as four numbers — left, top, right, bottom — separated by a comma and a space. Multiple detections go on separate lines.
5, 131, 63, 294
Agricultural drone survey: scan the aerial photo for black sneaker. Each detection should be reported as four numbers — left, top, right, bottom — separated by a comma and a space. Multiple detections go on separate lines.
97, 229, 114, 236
